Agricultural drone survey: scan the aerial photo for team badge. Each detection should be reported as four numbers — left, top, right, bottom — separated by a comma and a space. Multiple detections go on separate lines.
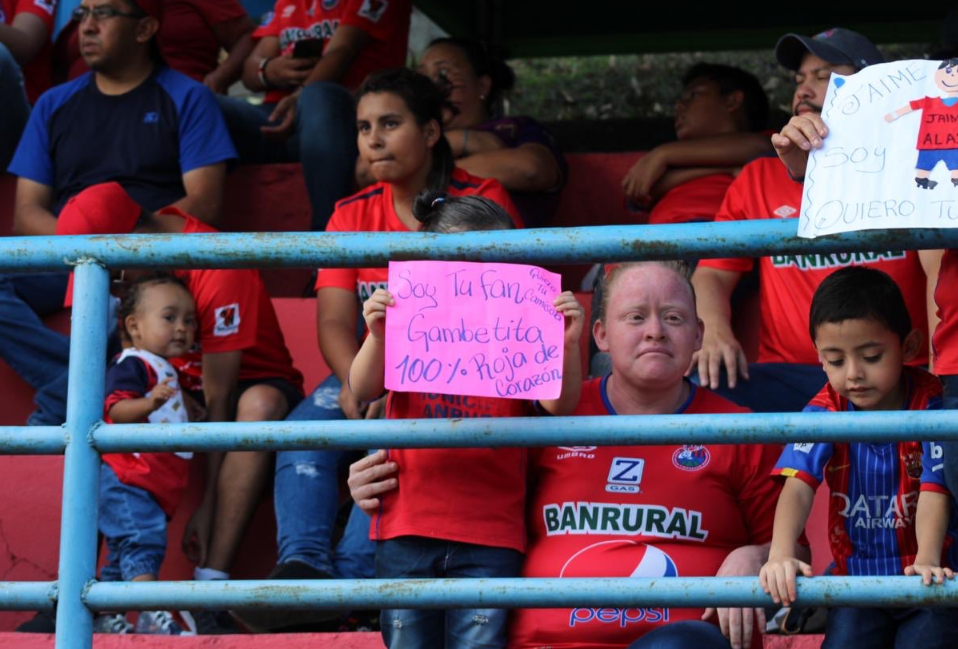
904, 449, 923, 479
282, 4, 297, 18
358, 0, 388, 22
671, 445, 710, 472
214, 303, 241, 337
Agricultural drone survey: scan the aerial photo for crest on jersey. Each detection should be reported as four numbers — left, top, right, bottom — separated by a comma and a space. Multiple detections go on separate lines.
358, 0, 388, 22
214, 303, 241, 337
671, 445, 710, 471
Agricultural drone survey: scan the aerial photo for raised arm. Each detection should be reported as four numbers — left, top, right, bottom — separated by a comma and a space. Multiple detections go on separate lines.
348, 289, 392, 402
539, 291, 584, 415
317, 287, 366, 419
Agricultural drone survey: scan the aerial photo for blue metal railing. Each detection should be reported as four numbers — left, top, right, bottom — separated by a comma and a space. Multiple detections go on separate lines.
1, 220, 957, 649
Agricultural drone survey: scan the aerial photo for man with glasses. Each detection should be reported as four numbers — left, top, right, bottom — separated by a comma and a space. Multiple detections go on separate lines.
6, 0, 234, 594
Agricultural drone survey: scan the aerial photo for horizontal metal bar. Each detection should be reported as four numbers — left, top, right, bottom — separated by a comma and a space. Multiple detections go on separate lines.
0, 426, 66, 454
0, 582, 57, 612
0, 221, 953, 271
95, 410, 958, 452
83, 577, 958, 611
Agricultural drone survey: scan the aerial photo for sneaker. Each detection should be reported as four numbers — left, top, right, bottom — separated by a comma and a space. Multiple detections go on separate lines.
93, 613, 133, 634
135, 610, 191, 635
186, 609, 239, 635
15, 611, 56, 633
916, 177, 939, 189
231, 560, 340, 633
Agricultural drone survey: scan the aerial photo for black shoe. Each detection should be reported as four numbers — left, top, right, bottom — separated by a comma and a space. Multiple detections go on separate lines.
916, 177, 938, 189
230, 560, 341, 633
952, 178, 958, 187
15, 611, 56, 633
188, 609, 239, 635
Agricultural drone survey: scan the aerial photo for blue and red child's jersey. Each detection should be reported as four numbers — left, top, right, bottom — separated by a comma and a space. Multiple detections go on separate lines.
772, 367, 957, 575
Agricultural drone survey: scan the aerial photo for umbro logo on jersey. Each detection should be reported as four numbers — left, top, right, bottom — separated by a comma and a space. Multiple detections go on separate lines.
34, 0, 55, 15
773, 205, 797, 218
556, 446, 596, 461
358, 0, 388, 22
283, 5, 297, 18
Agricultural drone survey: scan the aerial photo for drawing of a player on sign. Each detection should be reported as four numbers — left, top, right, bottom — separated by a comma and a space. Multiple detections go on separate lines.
885, 58, 958, 189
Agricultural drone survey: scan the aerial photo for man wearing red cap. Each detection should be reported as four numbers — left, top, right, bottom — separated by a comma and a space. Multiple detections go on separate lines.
689, 27, 942, 414
2, 0, 235, 431
57, 182, 305, 635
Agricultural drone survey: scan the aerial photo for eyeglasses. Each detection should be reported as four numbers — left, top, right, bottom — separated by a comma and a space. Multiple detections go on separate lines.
71, 6, 146, 22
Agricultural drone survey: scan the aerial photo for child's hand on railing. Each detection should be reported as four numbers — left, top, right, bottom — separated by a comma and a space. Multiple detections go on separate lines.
905, 562, 955, 586
760, 555, 813, 607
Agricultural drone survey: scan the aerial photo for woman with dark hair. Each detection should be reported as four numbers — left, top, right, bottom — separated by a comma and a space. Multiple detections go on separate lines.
415, 37, 567, 227
237, 68, 523, 634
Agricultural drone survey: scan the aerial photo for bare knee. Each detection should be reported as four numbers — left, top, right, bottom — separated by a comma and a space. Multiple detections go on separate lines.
236, 384, 289, 422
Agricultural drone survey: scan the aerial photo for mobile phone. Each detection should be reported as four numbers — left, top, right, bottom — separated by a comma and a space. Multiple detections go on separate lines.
293, 39, 324, 59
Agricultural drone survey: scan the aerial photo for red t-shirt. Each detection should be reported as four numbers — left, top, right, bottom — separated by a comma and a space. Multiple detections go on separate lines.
161, 0, 249, 82
2, 0, 54, 103
61, 0, 249, 82
253, 0, 411, 103
315, 167, 522, 302
509, 377, 780, 649
698, 157, 929, 365
648, 173, 733, 226
909, 97, 958, 150
165, 211, 303, 393
933, 250, 958, 374
370, 392, 529, 552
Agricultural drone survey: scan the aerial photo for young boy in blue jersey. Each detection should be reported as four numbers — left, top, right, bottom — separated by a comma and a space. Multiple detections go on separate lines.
759, 266, 958, 649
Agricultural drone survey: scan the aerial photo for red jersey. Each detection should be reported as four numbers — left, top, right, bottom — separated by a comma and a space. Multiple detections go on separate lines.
371, 392, 529, 552
698, 157, 929, 364
909, 97, 958, 150
160, 0, 249, 82
2, 0, 54, 102
103, 348, 191, 517
648, 173, 733, 225
772, 367, 953, 576
158, 210, 304, 393
933, 250, 958, 374
509, 377, 781, 649
253, 0, 411, 102
315, 167, 522, 303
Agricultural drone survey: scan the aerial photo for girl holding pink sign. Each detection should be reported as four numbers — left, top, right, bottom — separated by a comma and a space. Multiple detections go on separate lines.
348, 191, 585, 649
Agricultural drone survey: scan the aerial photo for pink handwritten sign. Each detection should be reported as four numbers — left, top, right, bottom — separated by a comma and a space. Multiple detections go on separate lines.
384, 261, 564, 400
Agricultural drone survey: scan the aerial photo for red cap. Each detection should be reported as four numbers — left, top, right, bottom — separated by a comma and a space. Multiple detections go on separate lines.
56, 182, 143, 236
128, 0, 162, 21
58, 182, 143, 308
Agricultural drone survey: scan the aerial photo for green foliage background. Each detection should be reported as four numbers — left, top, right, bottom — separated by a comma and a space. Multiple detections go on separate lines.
505, 45, 928, 122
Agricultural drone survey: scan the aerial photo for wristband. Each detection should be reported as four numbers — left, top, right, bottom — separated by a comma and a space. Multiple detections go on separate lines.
258, 57, 274, 89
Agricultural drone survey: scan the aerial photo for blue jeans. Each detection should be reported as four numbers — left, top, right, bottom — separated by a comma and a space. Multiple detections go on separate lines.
216, 81, 358, 231
376, 536, 523, 649
0, 42, 30, 170
0, 272, 70, 425
625, 621, 731, 648
98, 463, 168, 581
691, 362, 827, 413
938, 374, 958, 496
822, 606, 958, 649
273, 374, 375, 579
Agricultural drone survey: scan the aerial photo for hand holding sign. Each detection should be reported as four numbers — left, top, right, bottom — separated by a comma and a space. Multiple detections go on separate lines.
384, 261, 568, 400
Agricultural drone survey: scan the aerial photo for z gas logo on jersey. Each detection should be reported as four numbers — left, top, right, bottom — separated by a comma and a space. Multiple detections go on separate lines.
606, 457, 644, 493
543, 502, 708, 540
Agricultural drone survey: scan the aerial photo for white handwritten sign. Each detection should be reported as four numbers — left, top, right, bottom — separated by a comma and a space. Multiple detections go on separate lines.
384, 261, 565, 400
800, 59, 958, 238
